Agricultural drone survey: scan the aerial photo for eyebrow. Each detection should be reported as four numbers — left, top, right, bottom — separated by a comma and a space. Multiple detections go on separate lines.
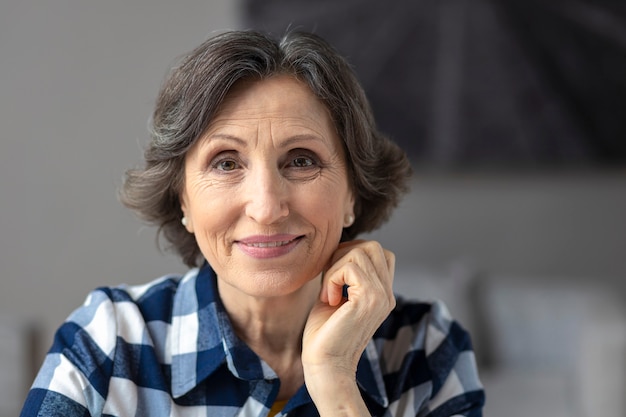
204, 133, 328, 149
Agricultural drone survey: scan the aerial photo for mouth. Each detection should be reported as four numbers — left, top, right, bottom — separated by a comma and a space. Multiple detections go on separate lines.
243, 239, 297, 248
235, 234, 304, 259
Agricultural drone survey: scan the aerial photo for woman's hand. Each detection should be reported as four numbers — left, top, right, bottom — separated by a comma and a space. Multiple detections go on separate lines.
302, 240, 396, 416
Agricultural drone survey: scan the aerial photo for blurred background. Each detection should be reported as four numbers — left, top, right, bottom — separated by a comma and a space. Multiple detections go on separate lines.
1, 0, 625, 416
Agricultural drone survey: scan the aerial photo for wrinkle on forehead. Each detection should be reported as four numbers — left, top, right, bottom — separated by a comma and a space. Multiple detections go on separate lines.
197, 76, 342, 154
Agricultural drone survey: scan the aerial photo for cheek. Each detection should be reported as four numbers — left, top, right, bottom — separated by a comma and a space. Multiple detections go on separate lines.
188, 189, 238, 248
303, 184, 350, 231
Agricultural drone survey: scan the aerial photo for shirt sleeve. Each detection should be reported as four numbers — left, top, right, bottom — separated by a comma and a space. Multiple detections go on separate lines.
20, 289, 118, 417
421, 300, 485, 417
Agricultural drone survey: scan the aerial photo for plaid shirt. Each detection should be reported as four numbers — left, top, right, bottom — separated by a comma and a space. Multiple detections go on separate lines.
21, 264, 484, 416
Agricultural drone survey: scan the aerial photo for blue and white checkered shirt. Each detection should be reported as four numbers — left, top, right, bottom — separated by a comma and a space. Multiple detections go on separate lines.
21, 263, 484, 416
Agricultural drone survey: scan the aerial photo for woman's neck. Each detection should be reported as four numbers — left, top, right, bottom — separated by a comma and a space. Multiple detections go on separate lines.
217, 275, 321, 399
217, 274, 320, 357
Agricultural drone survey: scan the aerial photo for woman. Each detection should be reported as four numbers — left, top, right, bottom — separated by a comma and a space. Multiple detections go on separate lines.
21, 31, 484, 416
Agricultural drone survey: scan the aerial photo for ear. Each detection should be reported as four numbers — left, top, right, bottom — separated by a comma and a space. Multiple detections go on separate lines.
343, 192, 355, 228
180, 192, 194, 233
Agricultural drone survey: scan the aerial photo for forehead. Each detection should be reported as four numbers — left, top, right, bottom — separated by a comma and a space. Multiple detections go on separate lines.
211, 76, 335, 131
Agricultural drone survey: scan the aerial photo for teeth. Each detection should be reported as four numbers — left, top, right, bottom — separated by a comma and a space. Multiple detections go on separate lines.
248, 240, 291, 248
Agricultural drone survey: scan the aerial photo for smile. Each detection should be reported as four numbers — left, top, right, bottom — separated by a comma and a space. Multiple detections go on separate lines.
244, 240, 294, 248
236, 234, 303, 259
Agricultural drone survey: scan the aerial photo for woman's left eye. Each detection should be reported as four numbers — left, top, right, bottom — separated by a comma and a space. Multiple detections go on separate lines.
292, 156, 315, 168
287, 149, 319, 169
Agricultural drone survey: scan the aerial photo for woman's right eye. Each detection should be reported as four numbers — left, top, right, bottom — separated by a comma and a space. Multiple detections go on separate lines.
209, 152, 240, 172
216, 159, 238, 171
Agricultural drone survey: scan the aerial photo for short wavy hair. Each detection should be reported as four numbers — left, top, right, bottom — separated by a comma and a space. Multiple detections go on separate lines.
120, 30, 412, 267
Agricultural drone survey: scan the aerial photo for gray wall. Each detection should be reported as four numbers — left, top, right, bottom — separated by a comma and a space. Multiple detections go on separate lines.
369, 172, 626, 283
2, 0, 626, 385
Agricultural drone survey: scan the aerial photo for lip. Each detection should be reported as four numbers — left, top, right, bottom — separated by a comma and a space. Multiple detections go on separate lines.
235, 234, 303, 259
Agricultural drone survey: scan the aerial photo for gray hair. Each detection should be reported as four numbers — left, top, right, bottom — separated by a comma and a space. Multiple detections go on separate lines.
120, 30, 412, 267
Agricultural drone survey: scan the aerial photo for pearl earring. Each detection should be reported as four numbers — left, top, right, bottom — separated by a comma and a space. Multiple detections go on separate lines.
345, 214, 355, 227
181, 216, 188, 227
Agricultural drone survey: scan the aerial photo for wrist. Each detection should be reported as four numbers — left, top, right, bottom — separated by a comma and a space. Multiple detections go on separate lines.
304, 366, 370, 417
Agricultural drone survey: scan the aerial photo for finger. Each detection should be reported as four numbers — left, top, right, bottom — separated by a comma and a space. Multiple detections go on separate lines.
327, 241, 394, 289
324, 251, 377, 300
319, 270, 340, 305
323, 256, 391, 312
383, 248, 395, 283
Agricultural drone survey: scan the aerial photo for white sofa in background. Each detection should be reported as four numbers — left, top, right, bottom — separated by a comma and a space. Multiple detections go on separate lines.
393, 266, 626, 417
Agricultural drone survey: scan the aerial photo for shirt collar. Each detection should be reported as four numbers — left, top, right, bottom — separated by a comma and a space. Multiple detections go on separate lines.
170, 264, 277, 398
170, 263, 388, 408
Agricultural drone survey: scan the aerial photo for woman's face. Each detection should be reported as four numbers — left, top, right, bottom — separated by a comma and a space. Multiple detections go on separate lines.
180, 76, 354, 299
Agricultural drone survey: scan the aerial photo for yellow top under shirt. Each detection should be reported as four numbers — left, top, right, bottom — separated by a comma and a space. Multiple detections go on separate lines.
269, 399, 288, 416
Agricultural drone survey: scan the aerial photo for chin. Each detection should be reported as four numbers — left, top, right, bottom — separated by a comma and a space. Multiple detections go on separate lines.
230, 269, 321, 299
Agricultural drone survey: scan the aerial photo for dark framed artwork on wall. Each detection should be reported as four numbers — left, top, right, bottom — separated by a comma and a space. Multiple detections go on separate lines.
244, 0, 626, 170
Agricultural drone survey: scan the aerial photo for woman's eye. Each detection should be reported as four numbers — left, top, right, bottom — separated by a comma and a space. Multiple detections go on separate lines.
217, 160, 238, 171
219, 160, 237, 171
211, 155, 239, 171
292, 156, 315, 168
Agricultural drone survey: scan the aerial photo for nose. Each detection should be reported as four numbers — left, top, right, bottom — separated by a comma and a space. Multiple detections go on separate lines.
244, 165, 289, 225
